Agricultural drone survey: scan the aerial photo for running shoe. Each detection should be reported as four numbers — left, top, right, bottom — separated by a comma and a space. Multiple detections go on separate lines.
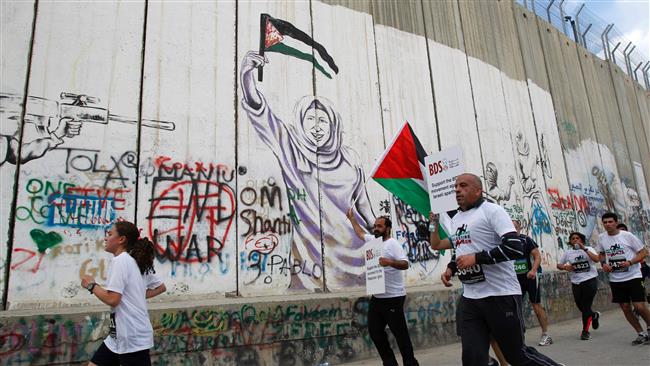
631, 333, 647, 345
538, 334, 553, 346
592, 311, 600, 330
580, 331, 591, 340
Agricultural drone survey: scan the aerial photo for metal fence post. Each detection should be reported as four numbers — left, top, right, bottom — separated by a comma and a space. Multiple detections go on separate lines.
546, 0, 556, 23
574, 3, 585, 45
611, 42, 621, 64
602, 24, 613, 61
622, 42, 632, 74
560, 0, 567, 36
581, 23, 592, 49
642, 62, 650, 89
633, 62, 643, 82
625, 45, 636, 76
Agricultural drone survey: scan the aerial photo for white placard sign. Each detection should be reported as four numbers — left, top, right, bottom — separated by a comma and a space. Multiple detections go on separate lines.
425, 145, 464, 213
364, 237, 386, 295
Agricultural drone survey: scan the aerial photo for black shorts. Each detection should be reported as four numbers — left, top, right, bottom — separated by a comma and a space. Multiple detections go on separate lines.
90, 342, 151, 366
517, 275, 541, 304
610, 278, 647, 303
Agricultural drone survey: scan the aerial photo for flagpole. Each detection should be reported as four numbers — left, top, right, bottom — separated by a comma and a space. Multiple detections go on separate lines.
258, 14, 267, 82
350, 178, 371, 207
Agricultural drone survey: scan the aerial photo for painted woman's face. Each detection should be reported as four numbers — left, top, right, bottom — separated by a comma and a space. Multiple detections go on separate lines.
302, 108, 331, 147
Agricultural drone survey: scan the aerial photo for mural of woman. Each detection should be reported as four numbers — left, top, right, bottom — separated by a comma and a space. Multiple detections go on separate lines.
485, 161, 515, 204
240, 51, 374, 291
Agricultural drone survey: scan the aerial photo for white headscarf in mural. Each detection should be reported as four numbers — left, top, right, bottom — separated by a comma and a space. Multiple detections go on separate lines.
287, 96, 352, 172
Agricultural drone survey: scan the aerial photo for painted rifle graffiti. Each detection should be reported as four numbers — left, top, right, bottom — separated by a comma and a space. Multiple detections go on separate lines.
0, 92, 175, 166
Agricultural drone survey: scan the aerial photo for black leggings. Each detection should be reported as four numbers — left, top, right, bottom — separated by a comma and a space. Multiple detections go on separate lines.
459, 295, 560, 366
368, 296, 419, 366
571, 277, 598, 331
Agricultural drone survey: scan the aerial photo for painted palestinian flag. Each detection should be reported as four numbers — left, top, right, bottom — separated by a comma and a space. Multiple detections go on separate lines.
369, 122, 450, 238
258, 13, 339, 81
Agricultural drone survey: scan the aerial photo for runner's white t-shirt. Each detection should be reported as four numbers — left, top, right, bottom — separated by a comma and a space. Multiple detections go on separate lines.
365, 235, 407, 298
558, 247, 599, 284
451, 201, 521, 299
595, 231, 644, 282
103, 252, 163, 354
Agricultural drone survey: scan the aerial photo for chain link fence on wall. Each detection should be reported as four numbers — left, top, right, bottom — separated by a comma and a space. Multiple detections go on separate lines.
518, 0, 649, 89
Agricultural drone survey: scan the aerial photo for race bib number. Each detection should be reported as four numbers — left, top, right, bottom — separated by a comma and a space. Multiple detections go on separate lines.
609, 258, 629, 272
514, 259, 529, 274
458, 264, 486, 284
109, 312, 116, 338
571, 260, 590, 273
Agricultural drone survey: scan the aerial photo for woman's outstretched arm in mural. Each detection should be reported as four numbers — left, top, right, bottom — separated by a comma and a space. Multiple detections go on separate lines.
350, 162, 375, 229
240, 51, 299, 169
241, 51, 266, 111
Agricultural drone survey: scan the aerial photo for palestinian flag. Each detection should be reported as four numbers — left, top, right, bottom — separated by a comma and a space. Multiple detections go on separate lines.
369, 122, 450, 238
258, 13, 339, 81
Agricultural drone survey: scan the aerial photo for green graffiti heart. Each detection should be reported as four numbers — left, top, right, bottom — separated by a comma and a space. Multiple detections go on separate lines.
30, 229, 63, 253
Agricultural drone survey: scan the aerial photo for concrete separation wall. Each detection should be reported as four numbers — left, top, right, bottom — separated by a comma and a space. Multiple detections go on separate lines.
0, 271, 616, 366
0, 0, 648, 364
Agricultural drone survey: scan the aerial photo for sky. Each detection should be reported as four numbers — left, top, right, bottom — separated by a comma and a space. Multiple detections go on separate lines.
566, 0, 649, 63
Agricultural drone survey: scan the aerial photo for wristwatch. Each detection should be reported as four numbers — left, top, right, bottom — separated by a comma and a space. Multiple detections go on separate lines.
86, 282, 97, 294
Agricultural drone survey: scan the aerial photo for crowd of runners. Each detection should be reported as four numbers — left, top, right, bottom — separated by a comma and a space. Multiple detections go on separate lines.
80, 172, 649, 366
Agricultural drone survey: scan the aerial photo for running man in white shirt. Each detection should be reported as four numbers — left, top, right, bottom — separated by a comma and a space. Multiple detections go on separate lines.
596, 212, 650, 345
347, 209, 419, 366
81, 221, 166, 365
429, 173, 561, 366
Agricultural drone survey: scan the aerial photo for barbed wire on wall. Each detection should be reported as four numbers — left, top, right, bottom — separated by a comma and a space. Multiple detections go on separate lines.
518, 0, 649, 89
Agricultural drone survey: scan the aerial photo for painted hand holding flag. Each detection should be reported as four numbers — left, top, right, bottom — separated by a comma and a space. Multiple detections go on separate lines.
258, 13, 339, 81
367, 122, 451, 239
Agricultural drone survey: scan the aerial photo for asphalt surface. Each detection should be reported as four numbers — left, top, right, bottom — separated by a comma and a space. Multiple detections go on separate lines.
339, 309, 650, 366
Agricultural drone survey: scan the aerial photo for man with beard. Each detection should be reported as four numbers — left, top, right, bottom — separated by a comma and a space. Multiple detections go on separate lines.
347, 209, 419, 366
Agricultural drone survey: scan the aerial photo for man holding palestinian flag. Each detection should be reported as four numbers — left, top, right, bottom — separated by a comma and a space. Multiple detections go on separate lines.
346, 122, 440, 366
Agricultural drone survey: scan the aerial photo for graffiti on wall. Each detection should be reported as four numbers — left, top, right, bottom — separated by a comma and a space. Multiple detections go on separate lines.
484, 162, 515, 205
513, 131, 553, 246
145, 157, 236, 283
391, 196, 444, 281
0, 0, 649, 312
0, 92, 174, 167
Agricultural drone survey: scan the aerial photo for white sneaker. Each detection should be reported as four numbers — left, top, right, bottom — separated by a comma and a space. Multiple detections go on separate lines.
538, 334, 553, 346
632, 333, 647, 345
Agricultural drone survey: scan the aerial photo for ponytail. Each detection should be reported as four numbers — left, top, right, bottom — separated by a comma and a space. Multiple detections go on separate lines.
128, 237, 156, 275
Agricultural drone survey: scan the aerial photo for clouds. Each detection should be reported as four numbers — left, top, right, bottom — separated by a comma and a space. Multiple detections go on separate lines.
588, 0, 649, 60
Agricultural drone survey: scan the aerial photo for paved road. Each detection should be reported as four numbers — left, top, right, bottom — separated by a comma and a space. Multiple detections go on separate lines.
340, 309, 650, 366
